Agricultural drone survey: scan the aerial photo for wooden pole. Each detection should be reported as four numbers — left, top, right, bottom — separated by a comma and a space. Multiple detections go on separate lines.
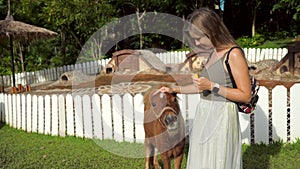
10, 34, 16, 87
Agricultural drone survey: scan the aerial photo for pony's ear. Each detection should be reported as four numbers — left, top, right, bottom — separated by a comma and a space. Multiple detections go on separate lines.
171, 93, 177, 102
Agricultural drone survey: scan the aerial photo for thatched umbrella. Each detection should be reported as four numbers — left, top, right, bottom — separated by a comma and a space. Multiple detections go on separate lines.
0, 0, 58, 88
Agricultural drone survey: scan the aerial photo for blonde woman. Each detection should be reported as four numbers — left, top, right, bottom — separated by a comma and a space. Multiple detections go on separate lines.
160, 7, 251, 169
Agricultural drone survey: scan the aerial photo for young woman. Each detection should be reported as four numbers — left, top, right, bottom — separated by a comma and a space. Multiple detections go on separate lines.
159, 8, 251, 169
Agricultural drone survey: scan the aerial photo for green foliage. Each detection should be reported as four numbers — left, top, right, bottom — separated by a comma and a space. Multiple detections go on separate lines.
0, 0, 299, 76
0, 0, 117, 75
272, 0, 300, 21
236, 34, 265, 48
0, 41, 13, 75
237, 32, 295, 48
0, 55, 12, 75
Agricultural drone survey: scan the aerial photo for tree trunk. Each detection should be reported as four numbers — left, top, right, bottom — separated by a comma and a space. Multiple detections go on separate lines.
181, 15, 186, 49
61, 32, 66, 65
252, 0, 260, 37
252, 9, 256, 37
17, 42, 26, 72
136, 8, 146, 49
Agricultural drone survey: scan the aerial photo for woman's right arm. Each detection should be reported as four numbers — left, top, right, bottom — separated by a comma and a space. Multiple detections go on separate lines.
160, 83, 202, 94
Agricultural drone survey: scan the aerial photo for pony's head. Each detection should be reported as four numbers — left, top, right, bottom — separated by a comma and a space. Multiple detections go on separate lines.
144, 85, 180, 131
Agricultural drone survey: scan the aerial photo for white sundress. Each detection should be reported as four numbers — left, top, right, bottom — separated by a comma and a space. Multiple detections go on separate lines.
186, 57, 242, 169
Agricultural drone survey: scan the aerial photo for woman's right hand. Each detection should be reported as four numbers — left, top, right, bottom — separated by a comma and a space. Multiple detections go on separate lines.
192, 76, 212, 91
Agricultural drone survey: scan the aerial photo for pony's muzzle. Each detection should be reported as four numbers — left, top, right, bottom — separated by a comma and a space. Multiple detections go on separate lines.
164, 114, 178, 131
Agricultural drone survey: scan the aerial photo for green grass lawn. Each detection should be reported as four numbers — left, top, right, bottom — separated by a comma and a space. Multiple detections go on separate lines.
258, 37, 295, 48
1, 123, 300, 169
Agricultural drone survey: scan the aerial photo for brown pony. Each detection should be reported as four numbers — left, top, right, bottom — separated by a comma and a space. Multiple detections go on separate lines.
143, 85, 185, 169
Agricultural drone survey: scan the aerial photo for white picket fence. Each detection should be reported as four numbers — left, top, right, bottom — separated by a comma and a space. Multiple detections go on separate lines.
0, 58, 111, 87
156, 48, 288, 64
0, 48, 288, 87
1, 84, 300, 145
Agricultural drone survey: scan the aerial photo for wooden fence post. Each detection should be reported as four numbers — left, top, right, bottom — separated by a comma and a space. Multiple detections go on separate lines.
272, 85, 288, 142
59, 95, 66, 137
123, 93, 134, 142
66, 94, 74, 136
254, 87, 269, 144
51, 95, 58, 136
134, 93, 144, 143
92, 94, 102, 139
38, 95, 44, 134
102, 94, 113, 140
290, 84, 300, 142
112, 94, 123, 142
74, 95, 84, 138
83, 95, 93, 138
45, 95, 51, 134
26, 94, 32, 132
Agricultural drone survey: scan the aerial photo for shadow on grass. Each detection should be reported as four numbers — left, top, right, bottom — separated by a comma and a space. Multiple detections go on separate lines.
0, 122, 5, 129
243, 142, 282, 169
155, 140, 189, 168
0, 102, 5, 129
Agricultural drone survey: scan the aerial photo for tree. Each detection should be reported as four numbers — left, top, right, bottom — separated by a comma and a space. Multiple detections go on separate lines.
272, 0, 300, 35
42, 0, 117, 63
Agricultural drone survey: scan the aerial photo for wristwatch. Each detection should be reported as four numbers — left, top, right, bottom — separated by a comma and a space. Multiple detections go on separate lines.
212, 83, 220, 94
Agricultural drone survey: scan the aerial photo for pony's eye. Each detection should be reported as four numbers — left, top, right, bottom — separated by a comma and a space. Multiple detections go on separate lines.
151, 103, 156, 107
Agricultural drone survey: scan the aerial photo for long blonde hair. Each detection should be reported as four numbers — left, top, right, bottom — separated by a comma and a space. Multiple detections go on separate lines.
187, 7, 238, 51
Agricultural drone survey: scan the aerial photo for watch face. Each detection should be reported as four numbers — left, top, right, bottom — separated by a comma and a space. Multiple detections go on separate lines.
212, 83, 219, 93
212, 87, 218, 93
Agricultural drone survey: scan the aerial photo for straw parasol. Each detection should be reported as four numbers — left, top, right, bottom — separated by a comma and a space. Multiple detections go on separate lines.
0, 0, 58, 88
0, 19, 58, 40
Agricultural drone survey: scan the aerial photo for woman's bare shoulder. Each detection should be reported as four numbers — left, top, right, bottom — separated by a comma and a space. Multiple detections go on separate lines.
229, 47, 244, 57
227, 47, 246, 62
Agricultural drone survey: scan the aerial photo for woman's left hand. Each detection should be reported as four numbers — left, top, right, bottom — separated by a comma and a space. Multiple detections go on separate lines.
192, 77, 212, 91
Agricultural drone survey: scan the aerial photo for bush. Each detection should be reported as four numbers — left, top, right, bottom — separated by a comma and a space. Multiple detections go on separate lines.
237, 34, 266, 48
237, 33, 294, 48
